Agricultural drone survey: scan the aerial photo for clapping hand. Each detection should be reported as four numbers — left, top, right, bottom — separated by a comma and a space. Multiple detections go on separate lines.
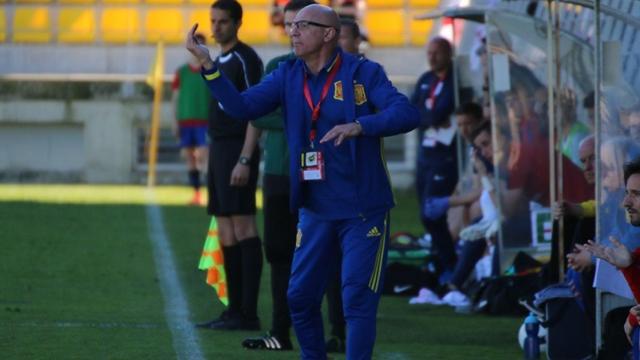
582, 236, 633, 268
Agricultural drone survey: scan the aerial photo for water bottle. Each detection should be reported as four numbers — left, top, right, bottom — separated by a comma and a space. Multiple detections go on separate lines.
524, 312, 540, 360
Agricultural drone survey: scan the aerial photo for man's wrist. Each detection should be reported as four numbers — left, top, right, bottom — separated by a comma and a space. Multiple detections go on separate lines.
202, 64, 221, 81
202, 59, 215, 71
354, 120, 363, 135
238, 156, 251, 166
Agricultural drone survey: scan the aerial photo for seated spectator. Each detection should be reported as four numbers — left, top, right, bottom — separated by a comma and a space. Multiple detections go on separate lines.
424, 102, 486, 243
544, 136, 596, 335
600, 137, 639, 243
411, 122, 501, 306
546, 135, 596, 285
440, 151, 500, 307
584, 156, 640, 347
592, 146, 640, 359
450, 103, 487, 236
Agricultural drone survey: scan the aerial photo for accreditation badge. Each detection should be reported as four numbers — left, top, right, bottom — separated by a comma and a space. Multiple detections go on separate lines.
300, 149, 325, 181
422, 129, 437, 148
425, 97, 434, 110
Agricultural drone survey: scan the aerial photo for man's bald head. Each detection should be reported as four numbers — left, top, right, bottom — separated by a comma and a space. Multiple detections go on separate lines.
579, 135, 595, 184
579, 135, 595, 153
296, 4, 340, 30
427, 36, 452, 74
290, 4, 341, 62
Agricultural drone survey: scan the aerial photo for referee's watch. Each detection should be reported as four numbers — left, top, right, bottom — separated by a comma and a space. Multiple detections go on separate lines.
238, 156, 251, 166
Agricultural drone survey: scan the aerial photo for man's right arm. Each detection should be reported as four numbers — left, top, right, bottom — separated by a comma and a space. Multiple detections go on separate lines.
186, 24, 281, 121
201, 65, 282, 122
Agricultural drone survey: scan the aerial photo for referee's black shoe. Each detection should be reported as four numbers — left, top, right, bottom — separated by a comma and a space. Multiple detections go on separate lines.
195, 310, 234, 329
196, 312, 260, 331
242, 332, 293, 351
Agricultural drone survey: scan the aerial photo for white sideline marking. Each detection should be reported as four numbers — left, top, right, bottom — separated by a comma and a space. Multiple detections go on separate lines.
145, 190, 204, 360
17, 321, 161, 329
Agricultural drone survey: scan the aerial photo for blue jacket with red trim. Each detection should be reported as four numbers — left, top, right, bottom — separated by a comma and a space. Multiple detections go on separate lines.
202, 48, 419, 216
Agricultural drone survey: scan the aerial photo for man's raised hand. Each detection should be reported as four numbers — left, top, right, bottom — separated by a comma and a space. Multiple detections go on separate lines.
186, 24, 214, 70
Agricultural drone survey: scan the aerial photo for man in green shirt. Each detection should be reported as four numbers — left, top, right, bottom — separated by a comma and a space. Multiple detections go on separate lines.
241, 0, 316, 351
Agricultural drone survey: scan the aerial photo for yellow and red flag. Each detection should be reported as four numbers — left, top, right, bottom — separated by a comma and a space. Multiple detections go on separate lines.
198, 216, 228, 306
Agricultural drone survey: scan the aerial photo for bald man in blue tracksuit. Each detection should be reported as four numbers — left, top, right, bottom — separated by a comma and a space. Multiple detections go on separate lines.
187, 5, 419, 359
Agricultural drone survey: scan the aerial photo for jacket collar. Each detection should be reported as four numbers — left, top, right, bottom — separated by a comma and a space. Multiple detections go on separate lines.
302, 47, 342, 75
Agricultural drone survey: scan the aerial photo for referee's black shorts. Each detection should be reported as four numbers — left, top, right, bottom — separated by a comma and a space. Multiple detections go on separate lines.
207, 137, 260, 216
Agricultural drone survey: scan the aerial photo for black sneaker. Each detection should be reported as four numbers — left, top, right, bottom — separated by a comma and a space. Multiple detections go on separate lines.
325, 336, 345, 353
195, 310, 234, 329
242, 332, 293, 351
200, 314, 260, 331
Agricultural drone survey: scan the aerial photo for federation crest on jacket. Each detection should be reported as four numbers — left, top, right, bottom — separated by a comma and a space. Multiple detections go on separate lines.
354, 83, 367, 105
333, 80, 343, 100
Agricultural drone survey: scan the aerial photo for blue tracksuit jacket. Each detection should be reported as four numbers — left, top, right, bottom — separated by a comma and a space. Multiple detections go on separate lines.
201, 48, 419, 217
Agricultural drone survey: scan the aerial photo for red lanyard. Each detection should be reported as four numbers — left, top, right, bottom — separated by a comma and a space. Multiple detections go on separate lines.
303, 54, 342, 145
428, 77, 442, 105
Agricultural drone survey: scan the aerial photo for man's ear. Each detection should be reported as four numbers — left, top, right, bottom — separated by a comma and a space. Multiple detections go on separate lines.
324, 27, 337, 43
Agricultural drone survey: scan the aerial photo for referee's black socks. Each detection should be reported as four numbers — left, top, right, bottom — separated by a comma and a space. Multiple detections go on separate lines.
222, 243, 243, 315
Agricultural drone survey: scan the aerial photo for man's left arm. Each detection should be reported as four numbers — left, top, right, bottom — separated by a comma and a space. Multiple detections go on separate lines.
230, 54, 264, 186
231, 123, 261, 186
356, 63, 420, 137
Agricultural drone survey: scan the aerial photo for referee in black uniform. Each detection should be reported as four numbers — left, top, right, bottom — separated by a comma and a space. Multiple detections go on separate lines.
196, 0, 264, 331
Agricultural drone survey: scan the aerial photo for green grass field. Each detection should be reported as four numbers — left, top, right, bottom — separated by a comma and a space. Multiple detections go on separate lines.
0, 185, 522, 359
